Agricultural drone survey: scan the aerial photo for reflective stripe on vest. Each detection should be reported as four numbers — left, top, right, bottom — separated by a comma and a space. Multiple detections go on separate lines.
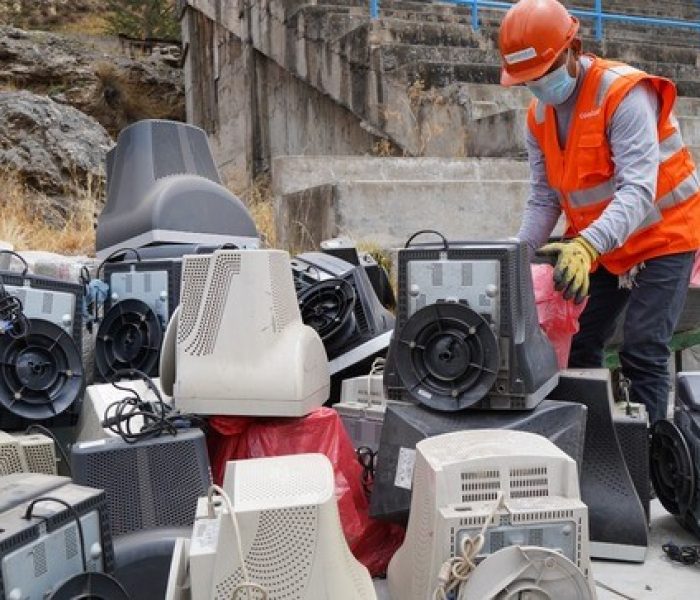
568, 123, 686, 208
605, 170, 700, 235
569, 178, 615, 207
594, 65, 641, 107
659, 129, 684, 162
658, 170, 700, 211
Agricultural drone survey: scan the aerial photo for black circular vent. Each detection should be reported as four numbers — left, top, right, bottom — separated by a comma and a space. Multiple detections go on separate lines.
651, 419, 695, 517
394, 302, 500, 411
0, 319, 84, 421
49, 572, 130, 600
298, 279, 357, 356
95, 299, 163, 380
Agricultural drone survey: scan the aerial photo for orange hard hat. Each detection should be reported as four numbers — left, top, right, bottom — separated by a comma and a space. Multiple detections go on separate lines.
498, 0, 580, 86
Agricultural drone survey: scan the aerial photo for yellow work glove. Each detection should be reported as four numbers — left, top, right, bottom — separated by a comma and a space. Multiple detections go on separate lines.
536, 237, 599, 305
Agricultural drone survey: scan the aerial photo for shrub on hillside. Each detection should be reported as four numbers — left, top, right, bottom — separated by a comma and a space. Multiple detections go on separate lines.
105, 0, 180, 40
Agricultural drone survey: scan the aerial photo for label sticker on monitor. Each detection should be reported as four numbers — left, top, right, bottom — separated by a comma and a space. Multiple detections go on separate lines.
395, 447, 416, 490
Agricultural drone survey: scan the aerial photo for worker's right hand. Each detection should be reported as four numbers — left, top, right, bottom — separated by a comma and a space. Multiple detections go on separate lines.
535, 237, 598, 304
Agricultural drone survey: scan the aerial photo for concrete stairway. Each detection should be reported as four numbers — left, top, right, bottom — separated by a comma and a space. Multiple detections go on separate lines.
184, 0, 700, 249
194, 0, 700, 156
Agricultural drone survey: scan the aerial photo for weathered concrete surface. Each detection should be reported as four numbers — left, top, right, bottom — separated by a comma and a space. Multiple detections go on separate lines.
468, 108, 700, 161
183, 0, 700, 185
277, 184, 337, 252
272, 155, 530, 196
466, 108, 527, 158
182, 9, 378, 188
276, 178, 531, 250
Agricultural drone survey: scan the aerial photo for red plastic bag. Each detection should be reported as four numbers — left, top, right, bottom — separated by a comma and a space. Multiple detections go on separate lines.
691, 250, 700, 287
532, 264, 587, 368
207, 408, 405, 576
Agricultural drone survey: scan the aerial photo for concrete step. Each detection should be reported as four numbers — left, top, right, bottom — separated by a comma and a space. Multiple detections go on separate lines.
467, 108, 528, 158
570, 0, 700, 19
459, 84, 700, 119
467, 109, 700, 160
276, 178, 531, 250
320, 0, 700, 20
398, 56, 700, 96
272, 155, 530, 195
381, 38, 700, 77
402, 60, 502, 88
676, 96, 700, 116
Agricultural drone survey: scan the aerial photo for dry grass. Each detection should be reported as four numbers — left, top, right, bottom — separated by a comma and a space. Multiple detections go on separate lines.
0, 171, 98, 255
52, 12, 110, 35
232, 174, 277, 249
91, 61, 185, 138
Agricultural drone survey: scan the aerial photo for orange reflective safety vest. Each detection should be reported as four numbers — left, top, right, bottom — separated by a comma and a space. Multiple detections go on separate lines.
527, 55, 700, 275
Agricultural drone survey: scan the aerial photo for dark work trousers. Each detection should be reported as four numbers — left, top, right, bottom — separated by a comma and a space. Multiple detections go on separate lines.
568, 251, 695, 423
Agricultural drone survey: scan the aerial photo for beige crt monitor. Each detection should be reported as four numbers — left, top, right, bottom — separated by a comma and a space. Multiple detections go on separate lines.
159, 249, 330, 416
169, 453, 377, 600
388, 430, 596, 600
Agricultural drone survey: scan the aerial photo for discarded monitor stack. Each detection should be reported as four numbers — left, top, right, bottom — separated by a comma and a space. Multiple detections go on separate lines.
369, 235, 649, 566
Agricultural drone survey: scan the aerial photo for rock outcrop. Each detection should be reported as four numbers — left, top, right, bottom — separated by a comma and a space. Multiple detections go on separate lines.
0, 26, 184, 137
0, 90, 113, 221
0, 1, 104, 30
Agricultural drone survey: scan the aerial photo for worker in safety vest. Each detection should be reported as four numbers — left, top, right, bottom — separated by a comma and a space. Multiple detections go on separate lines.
499, 0, 700, 423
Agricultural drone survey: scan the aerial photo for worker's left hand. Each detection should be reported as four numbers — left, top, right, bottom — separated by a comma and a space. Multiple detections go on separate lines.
536, 237, 599, 304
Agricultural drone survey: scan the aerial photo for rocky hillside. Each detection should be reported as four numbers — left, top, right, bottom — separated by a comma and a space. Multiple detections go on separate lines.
0, 1, 106, 31
0, 27, 184, 137
0, 4, 185, 251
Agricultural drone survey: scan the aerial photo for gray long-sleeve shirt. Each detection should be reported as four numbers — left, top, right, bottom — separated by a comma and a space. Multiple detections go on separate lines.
517, 57, 661, 255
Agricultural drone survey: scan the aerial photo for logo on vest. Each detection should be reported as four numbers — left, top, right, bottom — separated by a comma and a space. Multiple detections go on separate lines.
579, 108, 602, 119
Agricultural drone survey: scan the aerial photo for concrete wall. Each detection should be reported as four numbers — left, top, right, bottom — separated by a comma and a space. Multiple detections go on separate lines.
272, 155, 530, 195
182, 2, 378, 188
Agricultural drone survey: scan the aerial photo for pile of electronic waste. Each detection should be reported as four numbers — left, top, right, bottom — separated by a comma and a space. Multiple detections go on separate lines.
1, 120, 696, 600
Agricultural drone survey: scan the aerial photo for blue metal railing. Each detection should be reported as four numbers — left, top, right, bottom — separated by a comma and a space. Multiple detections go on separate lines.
369, 0, 700, 41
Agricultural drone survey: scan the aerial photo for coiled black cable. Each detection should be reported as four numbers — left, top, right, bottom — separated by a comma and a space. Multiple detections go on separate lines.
357, 446, 377, 498
102, 369, 205, 444
662, 542, 700, 565
0, 281, 30, 338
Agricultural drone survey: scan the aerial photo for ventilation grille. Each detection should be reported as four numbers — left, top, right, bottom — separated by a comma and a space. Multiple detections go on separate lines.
457, 516, 489, 527
81, 450, 144, 536
153, 120, 187, 180
147, 437, 210, 529
77, 435, 209, 536
214, 507, 317, 600
511, 509, 575, 524
268, 253, 297, 333
509, 466, 550, 499
178, 255, 213, 343
411, 459, 438, 591
21, 438, 57, 475
0, 440, 24, 475
184, 253, 241, 356
42, 291, 53, 314
235, 465, 330, 506
461, 469, 501, 502
33, 542, 48, 577
65, 525, 79, 560
351, 278, 370, 334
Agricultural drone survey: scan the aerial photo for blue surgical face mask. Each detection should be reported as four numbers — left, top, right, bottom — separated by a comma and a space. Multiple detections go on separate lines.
526, 54, 577, 106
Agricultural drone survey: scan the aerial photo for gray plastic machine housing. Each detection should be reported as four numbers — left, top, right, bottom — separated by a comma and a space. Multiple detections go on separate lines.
0, 473, 114, 600
96, 120, 259, 258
